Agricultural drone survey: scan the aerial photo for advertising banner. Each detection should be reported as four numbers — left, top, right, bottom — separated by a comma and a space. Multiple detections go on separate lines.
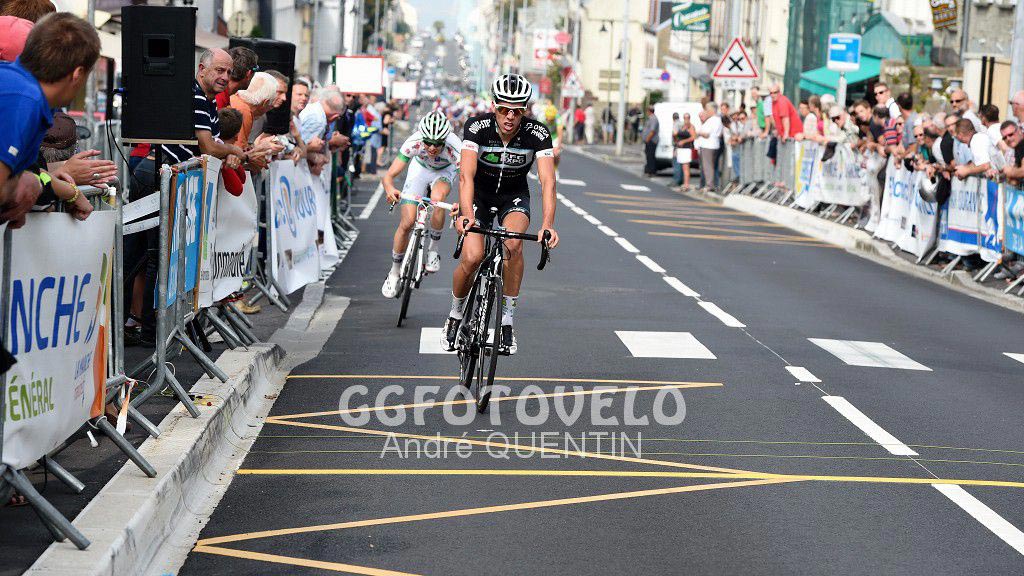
792, 142, 820, 210
196, 157, 222, 309
269, 160, 320, 294
817, 145, 870, 207
894, 172, 939, 258
979, 179, 1002, 263
938, 175, 982, 256
164, 160, 211, 307
211, 173, 259, 303
874, 157, 913, 242
1005, 184, 1024, 257
2, 212, 114, 469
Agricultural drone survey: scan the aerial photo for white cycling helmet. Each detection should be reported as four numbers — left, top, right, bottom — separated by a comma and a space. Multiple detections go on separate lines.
491, 73, 532, 106
418, 111, 452, 141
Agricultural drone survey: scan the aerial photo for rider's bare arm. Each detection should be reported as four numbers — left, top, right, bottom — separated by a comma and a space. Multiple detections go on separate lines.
383, 156, 409, 203
457, 147, 478, 232
535, 155, 559, 248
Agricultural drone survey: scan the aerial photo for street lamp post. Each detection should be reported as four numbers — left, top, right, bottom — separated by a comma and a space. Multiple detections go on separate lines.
614, 0, 629, 156
602, 20, 613, 145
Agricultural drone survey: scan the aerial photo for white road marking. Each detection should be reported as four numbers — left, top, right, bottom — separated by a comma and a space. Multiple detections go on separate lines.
597, 225, 617, 237
528, 172, 538, 180
621, 184, 650, 192
1004, 352, 1024, 365
663, 276, 700, 298
571, 206, 587, 216
615, 237, 640, 253
615, 331, 716, 359
785, 366, 821, 383
821, 396, 919, 456
583, 214, 602, 226
698, 302, 746, 328
809, 339, 931, 371
560, 198, 577, 208
358, 183, 386, 220
932, 484, 1024, 557
419, 327, 456, 355
558, 178, 586, 186
636, 255, 666, 273
420, 327, 494, 354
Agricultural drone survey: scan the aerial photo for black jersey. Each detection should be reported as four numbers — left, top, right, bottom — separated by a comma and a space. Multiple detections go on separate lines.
461, 113, 555, 196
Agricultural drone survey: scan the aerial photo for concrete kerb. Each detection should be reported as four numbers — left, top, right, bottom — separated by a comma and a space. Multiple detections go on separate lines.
25, 276, 352, 575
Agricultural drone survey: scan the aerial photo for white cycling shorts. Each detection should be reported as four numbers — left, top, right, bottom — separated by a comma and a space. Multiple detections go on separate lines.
401, 160, 457, 199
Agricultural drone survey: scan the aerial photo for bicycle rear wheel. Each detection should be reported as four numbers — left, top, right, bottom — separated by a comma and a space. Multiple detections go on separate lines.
397, 234, 421, 327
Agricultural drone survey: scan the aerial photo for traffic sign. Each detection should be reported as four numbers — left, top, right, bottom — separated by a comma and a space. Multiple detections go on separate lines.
555, 31, 572, 46
826, 33, 861, 72
711, 38, 759, 79
562, 70, 584, 98
672, 2, 711, 32
641, 68, 670, 90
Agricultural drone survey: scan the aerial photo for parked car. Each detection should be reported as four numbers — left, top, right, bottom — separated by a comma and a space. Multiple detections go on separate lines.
653, 101, 704, 172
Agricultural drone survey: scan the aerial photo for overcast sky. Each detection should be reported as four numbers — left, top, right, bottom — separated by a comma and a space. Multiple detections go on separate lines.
407, 0, 459, 34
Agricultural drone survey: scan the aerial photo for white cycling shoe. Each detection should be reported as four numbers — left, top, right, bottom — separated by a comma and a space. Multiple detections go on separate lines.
381, 270, 400, 298
425, 250, 441, 273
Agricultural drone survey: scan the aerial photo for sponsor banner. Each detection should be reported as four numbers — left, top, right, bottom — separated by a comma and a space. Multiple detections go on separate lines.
895, 172, 939, 258
938, 175, 981, 256
211, 174, 259, 303
164, 159, 213, 308
1005, 184, 1024, 257
874, 157, 913, 242
269, 160, 321, 294
817, 145, 870, 207
197, 156, 222, 309
316, 167, 340, 271
791, 142, 820, 210
862, 151, 886, 233
3, 212, 113, 469
980, 179, 1002, 263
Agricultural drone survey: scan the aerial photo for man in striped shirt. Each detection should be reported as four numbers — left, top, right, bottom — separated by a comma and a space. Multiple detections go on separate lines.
159, 48, 245, 167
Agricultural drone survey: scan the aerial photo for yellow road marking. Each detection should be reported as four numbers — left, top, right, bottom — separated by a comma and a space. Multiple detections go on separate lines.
610, 209, 787, 226
648, 231, 837, 248
196, 477, 796, 546
264, 419, 753, 475
585, 190, 704, 203
629, 219, 821, 241
271, 381, 722, 420
192, 545, 420, 575
284, 374, 711, 385
232, 468, 1024, 490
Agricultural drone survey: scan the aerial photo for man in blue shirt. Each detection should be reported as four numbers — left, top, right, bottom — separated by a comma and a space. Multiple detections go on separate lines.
0, 12, 99, 228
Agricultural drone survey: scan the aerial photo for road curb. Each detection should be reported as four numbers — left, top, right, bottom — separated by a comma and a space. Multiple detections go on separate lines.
25, 343, 285, 576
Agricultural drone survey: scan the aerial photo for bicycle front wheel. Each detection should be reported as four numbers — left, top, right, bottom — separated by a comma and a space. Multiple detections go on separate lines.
397, 234, 421, 327
477, 275, 503, 413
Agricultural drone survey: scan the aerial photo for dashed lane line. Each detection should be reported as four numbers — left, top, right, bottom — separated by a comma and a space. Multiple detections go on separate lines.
663, 277, 700, 298
933, 484, 1024, 557
357, 183, 385, 220
822, 396, 919, 456
698, 302, 746, 328
615, 237, 640, 253
621, 184, 651, 192
597, 225, 617, 237
785, 366, 822, 383
636, 255, 666, 274
1004, 352, 1024, 365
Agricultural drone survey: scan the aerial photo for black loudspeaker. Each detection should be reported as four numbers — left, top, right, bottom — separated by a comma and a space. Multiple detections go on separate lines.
229, 37, 296, 135
121, 5, 197, 143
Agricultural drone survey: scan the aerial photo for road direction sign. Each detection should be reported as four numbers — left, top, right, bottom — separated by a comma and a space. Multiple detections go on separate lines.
711, 38, 759, 80
826, 33, 862, 72
672, 2, 711, 32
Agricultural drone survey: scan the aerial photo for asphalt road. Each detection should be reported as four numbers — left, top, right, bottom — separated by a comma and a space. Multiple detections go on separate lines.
179, 150, 1024, 575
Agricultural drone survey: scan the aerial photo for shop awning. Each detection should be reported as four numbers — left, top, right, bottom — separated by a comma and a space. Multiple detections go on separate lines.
798, 55, 882, 96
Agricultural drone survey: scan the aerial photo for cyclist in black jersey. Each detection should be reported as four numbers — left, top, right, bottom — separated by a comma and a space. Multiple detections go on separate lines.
441, 74, 561, 355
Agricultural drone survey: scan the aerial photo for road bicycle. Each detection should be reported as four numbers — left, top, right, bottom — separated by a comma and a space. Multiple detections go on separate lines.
452, 213, 551, 412
389, 194, 456, 327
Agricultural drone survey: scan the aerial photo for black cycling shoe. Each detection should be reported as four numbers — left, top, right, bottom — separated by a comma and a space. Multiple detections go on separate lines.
500, 325, 517, 355
441, 316, 460, 351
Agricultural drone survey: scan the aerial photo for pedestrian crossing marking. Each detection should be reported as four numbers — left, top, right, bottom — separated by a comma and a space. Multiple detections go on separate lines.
558, 178, 585, 186
615, 331, 716, 359
1005, 353, 1024, 365
809, 339, 931, 371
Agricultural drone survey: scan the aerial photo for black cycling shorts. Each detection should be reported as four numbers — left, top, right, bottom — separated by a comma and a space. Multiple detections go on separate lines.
473, 191, 531, 229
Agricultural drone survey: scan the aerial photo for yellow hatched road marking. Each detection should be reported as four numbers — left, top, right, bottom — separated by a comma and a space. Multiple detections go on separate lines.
648, 231, 837, 248
192, 546, 420, 575
195, 477, 796, 546
629, 219, 821, 241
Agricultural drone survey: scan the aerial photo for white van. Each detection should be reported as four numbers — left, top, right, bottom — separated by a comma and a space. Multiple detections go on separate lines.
653, 101, 704, 171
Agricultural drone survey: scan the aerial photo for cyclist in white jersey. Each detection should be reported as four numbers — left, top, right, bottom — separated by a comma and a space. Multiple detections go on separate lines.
381, 111, 463, 298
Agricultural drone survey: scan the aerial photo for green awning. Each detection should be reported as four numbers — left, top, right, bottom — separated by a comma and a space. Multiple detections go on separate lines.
798, 55, 882, 96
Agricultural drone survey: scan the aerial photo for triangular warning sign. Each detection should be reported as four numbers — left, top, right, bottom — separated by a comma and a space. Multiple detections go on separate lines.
712, 38, 759, 79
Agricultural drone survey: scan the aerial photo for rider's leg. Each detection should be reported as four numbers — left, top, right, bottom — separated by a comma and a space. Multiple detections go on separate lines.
427, 179, 451, 251
391, 202, 417, 270
499, 211, 530, 326
450, 233, 484, 317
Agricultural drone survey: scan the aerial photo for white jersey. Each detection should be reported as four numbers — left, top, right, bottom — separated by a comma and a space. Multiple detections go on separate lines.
398, 131, 463, 171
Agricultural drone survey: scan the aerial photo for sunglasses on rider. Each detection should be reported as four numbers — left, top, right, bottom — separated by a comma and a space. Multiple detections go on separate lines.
496, 105, 526, 117
422, 138, 445, 147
